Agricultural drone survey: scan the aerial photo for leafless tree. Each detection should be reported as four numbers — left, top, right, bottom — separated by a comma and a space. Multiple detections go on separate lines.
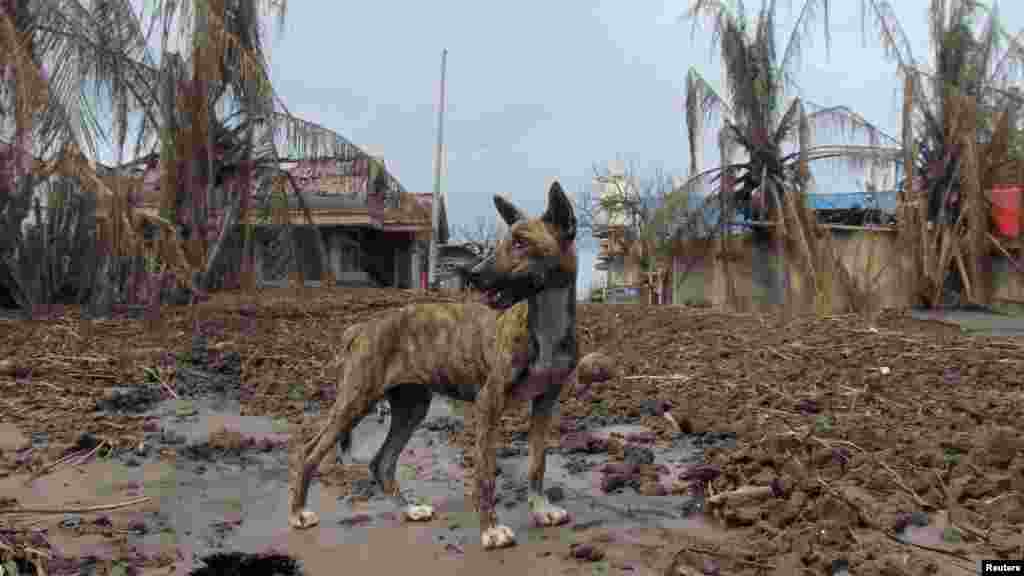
451, 214, 504, 258
585, 161, 718, 273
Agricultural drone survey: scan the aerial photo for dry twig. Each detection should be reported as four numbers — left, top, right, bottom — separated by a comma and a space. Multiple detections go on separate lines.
0, 497, 151, 515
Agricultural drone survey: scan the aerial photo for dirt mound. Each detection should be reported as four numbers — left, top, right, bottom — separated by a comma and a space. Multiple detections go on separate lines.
562, 304, 1024, 574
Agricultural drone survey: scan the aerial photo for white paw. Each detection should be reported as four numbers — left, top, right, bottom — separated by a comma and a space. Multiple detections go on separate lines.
481, 524, 516, 550
529, 493, 571, 527
404, 504, 435, 522
289, 509, 319, 530
531, 505, 570, 527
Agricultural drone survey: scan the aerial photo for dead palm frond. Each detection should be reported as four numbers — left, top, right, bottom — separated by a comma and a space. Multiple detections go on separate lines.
858, 0, 1024, 307
682, 0, 899, 225
861, 0, 1022, 213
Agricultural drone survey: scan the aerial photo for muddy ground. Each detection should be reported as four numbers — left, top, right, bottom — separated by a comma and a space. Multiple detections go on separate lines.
1, 286, 1023, 575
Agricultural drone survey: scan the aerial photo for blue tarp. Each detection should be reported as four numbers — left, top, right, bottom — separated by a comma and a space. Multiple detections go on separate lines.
806, 191, 898, 213
631, 190, 900, 237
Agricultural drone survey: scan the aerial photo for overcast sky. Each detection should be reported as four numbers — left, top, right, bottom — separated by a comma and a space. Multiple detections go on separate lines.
240, 2, 1017, 295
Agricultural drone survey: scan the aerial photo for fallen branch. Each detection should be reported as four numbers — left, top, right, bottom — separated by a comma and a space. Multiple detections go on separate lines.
27, 449, 89, 482
989, 233, 1024, 275
706, 485, 774, 506
816, 476, 974, 567
622, 374, 691, 381
881, 460, 931, 509
0, 496, 151, 515
664, 543, 775, 576
663, 412, 682, 434
158, 371, 179, 400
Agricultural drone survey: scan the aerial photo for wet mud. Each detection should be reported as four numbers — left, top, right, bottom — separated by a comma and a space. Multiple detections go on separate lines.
1, 391, 727, 574
1, 287, 1023, 575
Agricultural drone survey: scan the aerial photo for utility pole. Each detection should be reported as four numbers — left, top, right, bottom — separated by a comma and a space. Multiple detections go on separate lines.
427, 48, 448, 289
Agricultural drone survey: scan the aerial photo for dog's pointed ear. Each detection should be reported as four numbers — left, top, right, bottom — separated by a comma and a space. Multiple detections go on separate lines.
493, 195, 527, 227
542, 181, 576, 242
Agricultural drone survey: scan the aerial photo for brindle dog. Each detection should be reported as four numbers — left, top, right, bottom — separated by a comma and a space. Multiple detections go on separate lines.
287, 180, 578, 550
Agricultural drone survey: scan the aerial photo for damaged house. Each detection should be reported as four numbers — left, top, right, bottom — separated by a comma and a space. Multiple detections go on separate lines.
254, 154, 446, 289
89, 140, 448, 292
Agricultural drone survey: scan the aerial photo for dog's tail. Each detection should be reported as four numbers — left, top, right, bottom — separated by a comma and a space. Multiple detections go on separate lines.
334, 322, 365, 462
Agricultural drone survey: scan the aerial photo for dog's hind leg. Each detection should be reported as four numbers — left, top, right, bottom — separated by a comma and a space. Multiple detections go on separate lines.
369, 384, 434, 521
526, 385, 570, 527
288, 385, 375, 530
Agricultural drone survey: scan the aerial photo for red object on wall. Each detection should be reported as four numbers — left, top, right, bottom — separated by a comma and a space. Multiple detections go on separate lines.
421, 271, 428, 289
990, 185, 1022, 239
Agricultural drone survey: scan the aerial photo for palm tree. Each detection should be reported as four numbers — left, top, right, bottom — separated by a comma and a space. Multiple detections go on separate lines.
859, 0, 1024, 306
0, 0, 161, 310
0, 0, 349, 310
679, 0, 902, 312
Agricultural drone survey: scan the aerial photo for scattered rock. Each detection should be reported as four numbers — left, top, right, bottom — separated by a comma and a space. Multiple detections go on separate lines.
561, 433, 608, 455
625, 431, 656, 444
569, 543, 605, 562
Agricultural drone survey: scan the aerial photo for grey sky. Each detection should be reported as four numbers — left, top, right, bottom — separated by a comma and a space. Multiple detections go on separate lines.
262, 1, 1021, 296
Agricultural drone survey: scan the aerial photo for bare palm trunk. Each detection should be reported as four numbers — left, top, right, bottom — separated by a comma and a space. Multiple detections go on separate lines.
718, 131, 736, 310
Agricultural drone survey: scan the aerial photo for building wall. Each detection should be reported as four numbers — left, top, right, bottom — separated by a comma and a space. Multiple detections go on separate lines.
672, 228, 1024, 313
252, 226, 424, 288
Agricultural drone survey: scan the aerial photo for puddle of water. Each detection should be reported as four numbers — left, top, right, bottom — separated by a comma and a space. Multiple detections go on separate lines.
4, 393, 731, 574
150, 397, 290, 446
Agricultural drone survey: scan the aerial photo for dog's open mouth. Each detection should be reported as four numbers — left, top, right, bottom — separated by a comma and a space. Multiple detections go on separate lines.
481, 289, 515, 310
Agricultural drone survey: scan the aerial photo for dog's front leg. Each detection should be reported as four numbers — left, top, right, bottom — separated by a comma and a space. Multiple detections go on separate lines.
474, 383, 514, 550
528, 386, 570, 527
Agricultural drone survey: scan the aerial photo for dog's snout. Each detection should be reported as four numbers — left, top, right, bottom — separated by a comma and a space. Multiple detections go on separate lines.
467, 254, 494, 282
